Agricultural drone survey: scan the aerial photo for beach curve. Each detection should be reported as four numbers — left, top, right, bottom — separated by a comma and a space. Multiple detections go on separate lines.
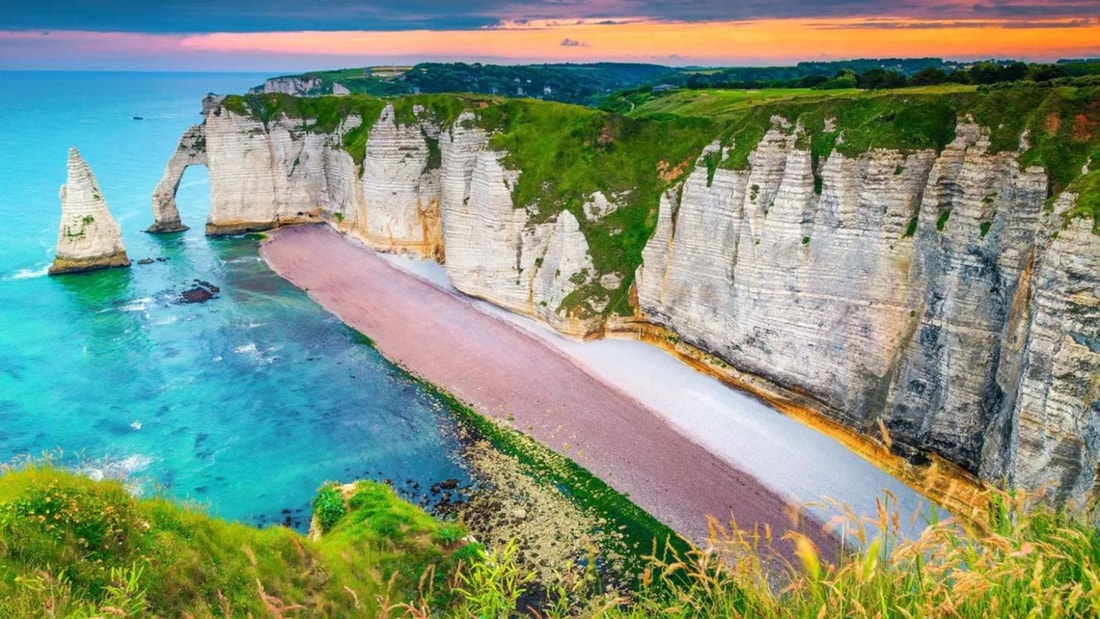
260, 223, 835, 554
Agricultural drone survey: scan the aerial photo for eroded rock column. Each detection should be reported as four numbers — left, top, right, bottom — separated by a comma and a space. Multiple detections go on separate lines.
49, 148, 130, 275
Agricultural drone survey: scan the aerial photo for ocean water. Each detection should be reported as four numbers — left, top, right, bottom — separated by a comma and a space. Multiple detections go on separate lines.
0, 72, 472, 529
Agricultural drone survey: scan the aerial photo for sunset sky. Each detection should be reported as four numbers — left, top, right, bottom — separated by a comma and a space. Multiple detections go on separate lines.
2, 1, 1099, 71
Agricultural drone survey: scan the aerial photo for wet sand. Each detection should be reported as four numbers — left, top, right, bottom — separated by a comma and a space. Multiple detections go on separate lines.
261, 224, 834, 554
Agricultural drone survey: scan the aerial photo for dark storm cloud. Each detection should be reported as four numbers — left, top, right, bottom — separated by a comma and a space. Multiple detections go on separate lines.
972, 0, 1100, 17
813, 15, 1099, 29
0, 0, 502, 32
2, 0, 1098, 33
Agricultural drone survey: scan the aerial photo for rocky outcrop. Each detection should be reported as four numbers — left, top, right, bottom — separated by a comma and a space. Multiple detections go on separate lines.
155, 95, 1100, 506
153, 101, 600, 334
253, 76, 323, 96
1005, 195, 1100, 502
360, 104, 443, 258
437, 115, 600, 334
50, 148, 130, 275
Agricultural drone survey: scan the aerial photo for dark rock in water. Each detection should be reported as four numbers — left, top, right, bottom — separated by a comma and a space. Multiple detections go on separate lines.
137, 258, 155, 265
178, 280, 220, 304
180, 286, 214, 304
156, 257, 168, 262
440, 478, 460, 490
133, 116, 144, 120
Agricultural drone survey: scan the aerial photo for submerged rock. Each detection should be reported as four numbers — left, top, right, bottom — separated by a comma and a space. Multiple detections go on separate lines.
180, 287, 214, 304
178, 280, 220, 304
48, 147, 130, 275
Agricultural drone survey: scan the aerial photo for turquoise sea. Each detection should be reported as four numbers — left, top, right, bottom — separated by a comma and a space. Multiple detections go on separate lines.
0, 72, 472, 529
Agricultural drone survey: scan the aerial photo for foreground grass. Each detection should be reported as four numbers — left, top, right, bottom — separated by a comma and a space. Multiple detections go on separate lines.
0, 466, 474, 617
1, 464, 1097, 617
597, 490, 1100, 618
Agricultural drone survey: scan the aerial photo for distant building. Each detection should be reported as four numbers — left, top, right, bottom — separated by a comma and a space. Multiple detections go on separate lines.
652, 84, 676, 93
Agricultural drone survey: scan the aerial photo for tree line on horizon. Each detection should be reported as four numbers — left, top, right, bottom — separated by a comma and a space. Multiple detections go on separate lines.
668, 59, 1100, 91
263, 57, 1100, 107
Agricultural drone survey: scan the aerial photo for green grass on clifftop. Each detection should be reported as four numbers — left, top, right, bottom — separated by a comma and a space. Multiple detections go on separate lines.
628, 83, 1100, 209
221, 93, 388, 167
484, 100, 717, 315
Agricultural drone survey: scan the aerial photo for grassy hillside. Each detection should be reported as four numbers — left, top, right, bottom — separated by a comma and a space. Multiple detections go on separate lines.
0, 466, 476, 617
3, 466, 1097, 617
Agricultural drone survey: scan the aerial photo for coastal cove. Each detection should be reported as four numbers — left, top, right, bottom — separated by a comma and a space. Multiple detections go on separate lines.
0, 72, 934, 558
0, 73, 477, 530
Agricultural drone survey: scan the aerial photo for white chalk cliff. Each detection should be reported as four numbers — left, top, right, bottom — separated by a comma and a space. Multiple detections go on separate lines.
50, 148, 130, 275
152, 95, 1100, 508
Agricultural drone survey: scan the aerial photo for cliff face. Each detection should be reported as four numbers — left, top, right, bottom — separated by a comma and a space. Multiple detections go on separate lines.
253, 76, 324, 96
50, 148, 130, 275
154, 90, 1100, 506
634, 120, 1097, 499
152, 98, 604, 333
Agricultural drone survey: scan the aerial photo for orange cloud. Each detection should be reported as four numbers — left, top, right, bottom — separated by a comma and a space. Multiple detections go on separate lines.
3, 17, 1098, 70
177, 18, 1100, 63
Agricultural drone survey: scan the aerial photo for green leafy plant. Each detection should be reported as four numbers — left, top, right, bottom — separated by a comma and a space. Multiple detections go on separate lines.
454, 539, 534, 617
311, 483, 347, 533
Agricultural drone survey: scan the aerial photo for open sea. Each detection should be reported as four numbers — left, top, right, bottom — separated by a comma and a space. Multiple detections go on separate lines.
0, 72, 472, 529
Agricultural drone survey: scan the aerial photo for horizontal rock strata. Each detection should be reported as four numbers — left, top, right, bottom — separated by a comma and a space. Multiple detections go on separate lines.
154, 95, 1100, 507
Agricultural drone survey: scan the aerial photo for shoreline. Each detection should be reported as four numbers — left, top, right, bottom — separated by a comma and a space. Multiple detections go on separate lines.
259, 224, 836, 554
376, 251, 933, 530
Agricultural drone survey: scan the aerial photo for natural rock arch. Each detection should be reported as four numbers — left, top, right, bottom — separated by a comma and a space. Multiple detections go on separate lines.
148, 124, 206, 233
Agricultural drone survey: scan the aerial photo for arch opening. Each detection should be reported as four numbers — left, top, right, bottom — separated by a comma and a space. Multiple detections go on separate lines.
148, 124, 207, 234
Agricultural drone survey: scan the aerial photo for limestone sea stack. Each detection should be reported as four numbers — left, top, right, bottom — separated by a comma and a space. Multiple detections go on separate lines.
48, 148, 130, 275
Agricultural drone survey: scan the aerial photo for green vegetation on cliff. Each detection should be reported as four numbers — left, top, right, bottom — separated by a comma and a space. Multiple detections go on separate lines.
221, 92, 387, 167
220, 81, 1100, 320
627, 82, 1100, 231
0, 465, 474, 617
221, 91, 718, 315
